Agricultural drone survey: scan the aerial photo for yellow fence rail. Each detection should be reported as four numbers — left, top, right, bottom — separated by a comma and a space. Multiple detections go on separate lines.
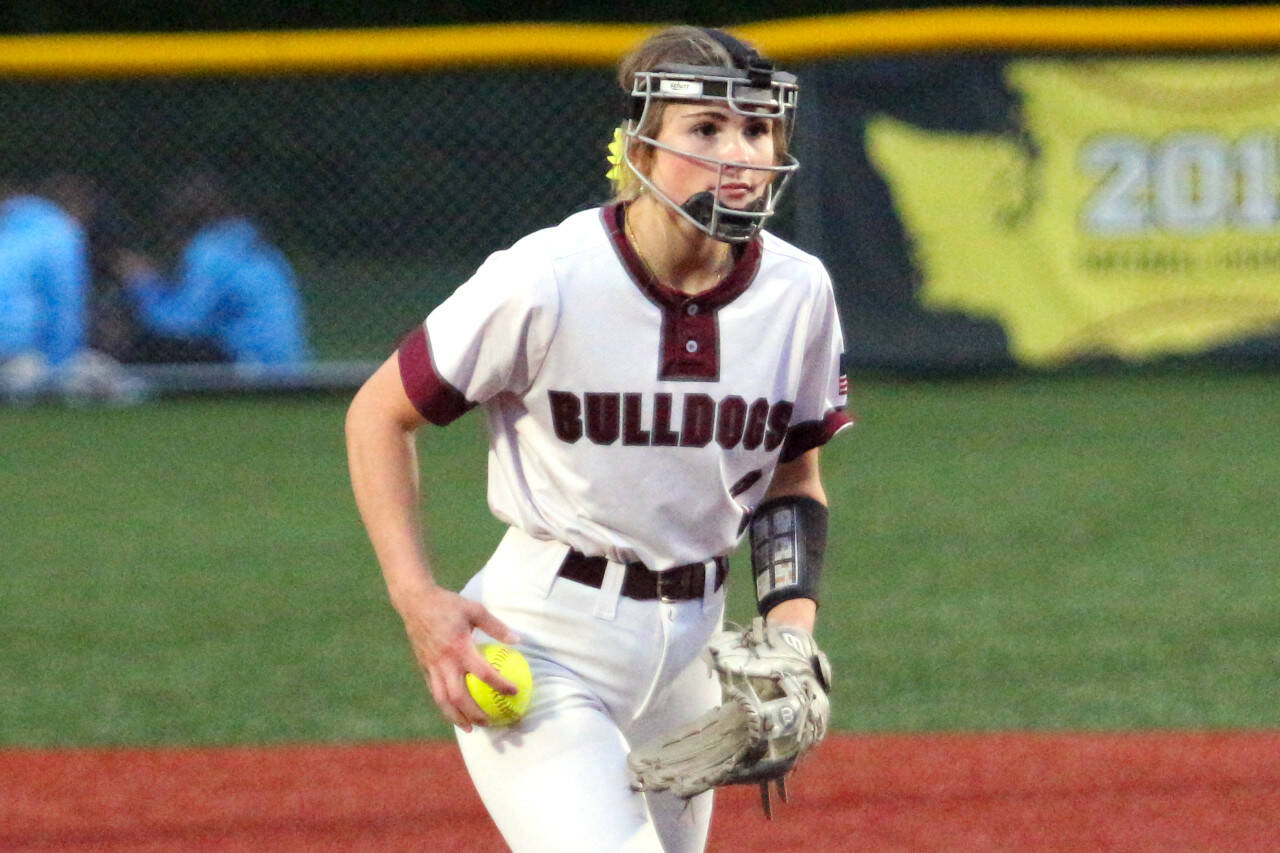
4, 7, 1280, 77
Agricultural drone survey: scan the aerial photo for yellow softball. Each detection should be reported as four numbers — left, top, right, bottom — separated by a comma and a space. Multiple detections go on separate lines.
465, 643, 533, 726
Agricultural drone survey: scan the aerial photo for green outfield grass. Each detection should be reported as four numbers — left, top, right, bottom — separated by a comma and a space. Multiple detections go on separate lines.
2, 370, 1278, 748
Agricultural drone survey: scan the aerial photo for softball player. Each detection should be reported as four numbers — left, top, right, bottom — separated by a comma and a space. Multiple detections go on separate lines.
346, 26, 850, 852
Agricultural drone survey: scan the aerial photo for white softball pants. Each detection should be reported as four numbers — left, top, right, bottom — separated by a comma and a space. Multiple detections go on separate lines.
455, 526, 727, 853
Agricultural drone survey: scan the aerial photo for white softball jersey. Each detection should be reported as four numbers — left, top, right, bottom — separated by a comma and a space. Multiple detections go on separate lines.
398, 203, 851, 573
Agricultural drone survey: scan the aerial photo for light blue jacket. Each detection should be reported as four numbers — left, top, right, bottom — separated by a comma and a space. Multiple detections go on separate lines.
130, 218, 310, 365
0, 196, 88, 367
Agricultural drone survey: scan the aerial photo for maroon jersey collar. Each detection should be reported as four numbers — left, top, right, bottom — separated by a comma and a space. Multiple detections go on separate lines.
603, 202, 761, 311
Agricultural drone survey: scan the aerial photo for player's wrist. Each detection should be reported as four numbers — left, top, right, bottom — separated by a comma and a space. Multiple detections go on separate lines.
763, 597, 817, 633
383, 566, 446, 616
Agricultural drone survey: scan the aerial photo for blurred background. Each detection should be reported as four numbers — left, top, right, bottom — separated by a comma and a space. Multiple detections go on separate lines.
4, 0, 1278, 399
2, 2, 1277, 749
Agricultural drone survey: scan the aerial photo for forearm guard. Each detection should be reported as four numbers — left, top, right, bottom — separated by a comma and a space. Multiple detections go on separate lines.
748, 495, 827, 616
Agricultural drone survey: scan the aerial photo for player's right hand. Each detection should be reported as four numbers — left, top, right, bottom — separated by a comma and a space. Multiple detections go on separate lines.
398, 586, 521, 731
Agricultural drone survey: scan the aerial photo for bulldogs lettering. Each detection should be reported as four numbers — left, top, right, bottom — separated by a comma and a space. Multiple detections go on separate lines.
548, 390, 793, 452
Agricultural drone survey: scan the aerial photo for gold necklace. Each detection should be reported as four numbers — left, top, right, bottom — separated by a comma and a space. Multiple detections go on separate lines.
626, 206, 733, 291
625, 210, 662, 284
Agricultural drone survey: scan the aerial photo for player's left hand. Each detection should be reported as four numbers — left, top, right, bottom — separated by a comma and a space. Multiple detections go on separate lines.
627, 617, 831, 812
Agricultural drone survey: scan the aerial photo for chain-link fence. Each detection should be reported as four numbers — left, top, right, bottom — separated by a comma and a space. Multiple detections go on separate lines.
2, 67, 626, 381
6, 14, 1280, 403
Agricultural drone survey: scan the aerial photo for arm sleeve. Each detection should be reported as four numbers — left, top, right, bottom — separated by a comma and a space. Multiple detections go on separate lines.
225, 252, 310, 365
43, 224, 89, 367
130, 246, 225, 336
397, 247, 560, 426
779, 266, 853, 463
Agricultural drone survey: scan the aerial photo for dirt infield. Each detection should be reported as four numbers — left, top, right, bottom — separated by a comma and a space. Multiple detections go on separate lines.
3, 731, 1278, 851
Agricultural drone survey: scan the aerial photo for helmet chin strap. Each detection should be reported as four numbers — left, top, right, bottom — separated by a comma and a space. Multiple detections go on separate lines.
680, 191, 767, 243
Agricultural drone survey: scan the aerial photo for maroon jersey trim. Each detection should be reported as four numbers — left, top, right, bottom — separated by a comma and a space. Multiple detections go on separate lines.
778, 409, 854, 463
603, 203, 762, 382
397, 324, 474, 425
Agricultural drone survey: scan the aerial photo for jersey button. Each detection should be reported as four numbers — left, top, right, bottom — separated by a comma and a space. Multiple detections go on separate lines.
686, 304, 699, 316
685, 340, 698, 353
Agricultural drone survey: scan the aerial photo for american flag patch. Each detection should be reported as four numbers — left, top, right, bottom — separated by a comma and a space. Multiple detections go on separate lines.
838, 374, 849, 396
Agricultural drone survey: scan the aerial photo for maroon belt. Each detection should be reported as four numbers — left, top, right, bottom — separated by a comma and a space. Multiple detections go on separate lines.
558, 549, 728, 602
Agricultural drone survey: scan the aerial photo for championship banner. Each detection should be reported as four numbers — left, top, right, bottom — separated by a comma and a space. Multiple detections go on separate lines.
865, 58, 1280, 366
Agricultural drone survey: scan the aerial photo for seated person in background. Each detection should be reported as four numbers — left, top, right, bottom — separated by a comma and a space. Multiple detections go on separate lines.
0, 173, 140, 402
117, 172, 311, 367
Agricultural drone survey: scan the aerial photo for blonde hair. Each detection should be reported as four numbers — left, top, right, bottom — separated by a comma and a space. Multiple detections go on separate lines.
607, 26, 789, 202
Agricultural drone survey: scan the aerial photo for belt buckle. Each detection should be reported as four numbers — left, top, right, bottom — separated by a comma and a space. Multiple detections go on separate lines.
656, 565, 692, 602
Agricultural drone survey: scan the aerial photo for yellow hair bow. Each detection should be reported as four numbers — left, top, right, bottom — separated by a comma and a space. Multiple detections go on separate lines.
606, 125, 627, 183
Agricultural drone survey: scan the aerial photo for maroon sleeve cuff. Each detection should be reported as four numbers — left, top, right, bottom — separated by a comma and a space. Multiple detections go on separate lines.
779, 409, 854, 463
396, 325, 474, 426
